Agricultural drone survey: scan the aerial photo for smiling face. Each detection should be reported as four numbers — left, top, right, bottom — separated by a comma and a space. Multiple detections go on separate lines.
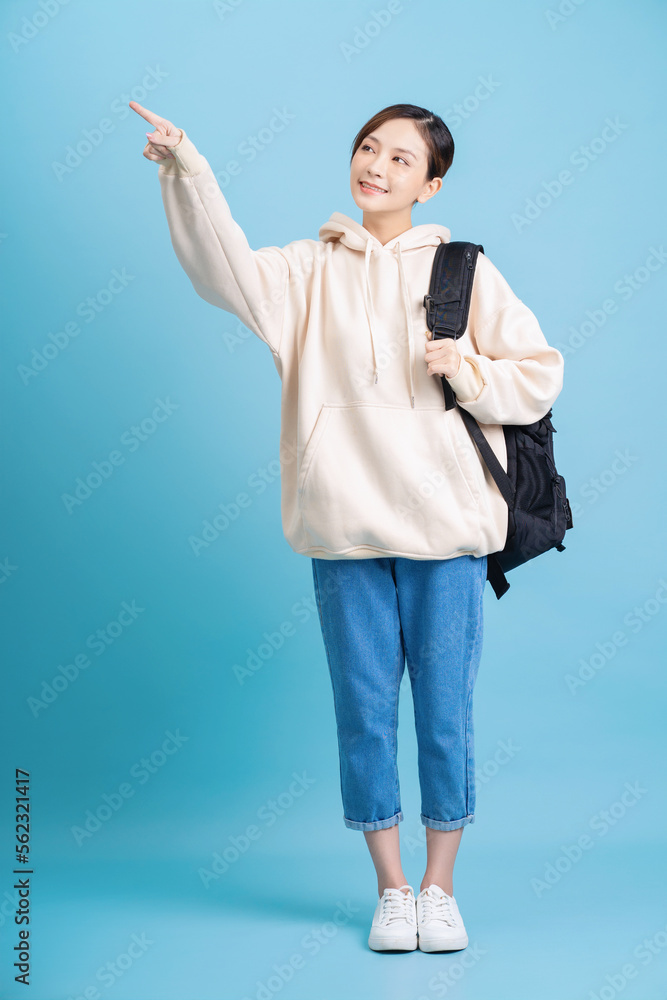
350, 117, 443, 218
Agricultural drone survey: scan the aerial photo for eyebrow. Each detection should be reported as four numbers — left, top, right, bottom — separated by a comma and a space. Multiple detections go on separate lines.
365, 134, 417, 161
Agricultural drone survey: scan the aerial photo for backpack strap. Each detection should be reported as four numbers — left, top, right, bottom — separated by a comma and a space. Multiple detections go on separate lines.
423, 241, 485, 410
424, 240, 515, 507
457, 407, 515, 508
458, 408, 514, 600
424, 240, 513, 601
486, 554, 510, 599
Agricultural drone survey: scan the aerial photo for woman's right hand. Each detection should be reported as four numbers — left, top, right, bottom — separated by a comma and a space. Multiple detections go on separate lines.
129, 100, 183, 163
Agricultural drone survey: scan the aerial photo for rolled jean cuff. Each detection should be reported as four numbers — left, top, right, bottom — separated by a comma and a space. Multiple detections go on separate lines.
344, 810, 403, 831
421, 813, 475, 831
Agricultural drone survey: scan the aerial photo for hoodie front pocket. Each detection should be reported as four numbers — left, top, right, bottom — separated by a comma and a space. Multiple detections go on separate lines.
297, 403, 333, 499
296, 402, 482, 556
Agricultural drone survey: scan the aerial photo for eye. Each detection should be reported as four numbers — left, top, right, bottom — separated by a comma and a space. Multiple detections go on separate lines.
359, 144, 408, 165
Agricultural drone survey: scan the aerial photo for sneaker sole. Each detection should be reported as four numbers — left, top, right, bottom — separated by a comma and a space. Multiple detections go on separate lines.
417, 933, 469, 952
368, 931, 418, 951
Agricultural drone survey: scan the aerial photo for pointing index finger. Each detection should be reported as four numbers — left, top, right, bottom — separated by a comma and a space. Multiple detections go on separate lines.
129, 101, 164, 127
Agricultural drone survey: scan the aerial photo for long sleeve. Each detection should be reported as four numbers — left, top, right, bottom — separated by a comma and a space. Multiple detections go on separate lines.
443, 252, 564, 425
157, 129, 291, 356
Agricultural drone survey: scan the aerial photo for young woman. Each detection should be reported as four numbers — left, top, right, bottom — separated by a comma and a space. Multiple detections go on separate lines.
130, 100, 564, 953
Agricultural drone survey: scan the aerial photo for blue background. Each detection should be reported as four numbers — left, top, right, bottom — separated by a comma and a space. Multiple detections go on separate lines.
1, 0, 666, 997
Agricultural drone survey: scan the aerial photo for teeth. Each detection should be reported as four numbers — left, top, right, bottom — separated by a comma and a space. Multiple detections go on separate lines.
361, 182, 386, 192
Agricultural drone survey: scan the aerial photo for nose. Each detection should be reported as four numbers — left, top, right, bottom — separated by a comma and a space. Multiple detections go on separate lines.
366, 161, 386, 180
363, 151, 387, 175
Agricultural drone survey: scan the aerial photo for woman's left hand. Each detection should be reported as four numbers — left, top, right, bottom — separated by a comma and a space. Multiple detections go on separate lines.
424, 333, 462, 379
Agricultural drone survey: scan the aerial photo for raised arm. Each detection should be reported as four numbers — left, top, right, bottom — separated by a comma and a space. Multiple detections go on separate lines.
130, 101, 291, 357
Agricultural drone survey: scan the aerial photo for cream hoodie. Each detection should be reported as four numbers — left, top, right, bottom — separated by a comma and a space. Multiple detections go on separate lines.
158, 130, 564, 561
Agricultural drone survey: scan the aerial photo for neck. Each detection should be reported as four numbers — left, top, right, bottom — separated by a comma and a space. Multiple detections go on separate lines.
361, 210, 413, 246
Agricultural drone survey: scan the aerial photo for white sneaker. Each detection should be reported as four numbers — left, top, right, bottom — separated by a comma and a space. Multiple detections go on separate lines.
368, 884, 418, 951
416, 883, 469, 952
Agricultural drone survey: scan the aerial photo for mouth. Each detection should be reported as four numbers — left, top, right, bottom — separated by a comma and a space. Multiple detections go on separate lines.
359, 180, 388, 195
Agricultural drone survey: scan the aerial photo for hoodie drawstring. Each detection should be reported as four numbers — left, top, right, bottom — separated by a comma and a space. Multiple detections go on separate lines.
363, 239, 380, 384
363, 237, 417, 408
396, 242, 416, 409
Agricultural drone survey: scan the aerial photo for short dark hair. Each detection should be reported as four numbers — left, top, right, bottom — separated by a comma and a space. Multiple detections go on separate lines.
350, 103, 455, 181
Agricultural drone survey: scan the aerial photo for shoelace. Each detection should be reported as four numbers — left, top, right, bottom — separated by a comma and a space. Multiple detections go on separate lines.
379, 887, 415, 926
419, 889, 458, 927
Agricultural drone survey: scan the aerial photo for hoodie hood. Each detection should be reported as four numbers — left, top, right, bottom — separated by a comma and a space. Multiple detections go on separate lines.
318, 212, 451, 408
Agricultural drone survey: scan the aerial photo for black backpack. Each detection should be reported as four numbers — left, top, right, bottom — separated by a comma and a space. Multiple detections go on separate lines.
424, 241, 573, 599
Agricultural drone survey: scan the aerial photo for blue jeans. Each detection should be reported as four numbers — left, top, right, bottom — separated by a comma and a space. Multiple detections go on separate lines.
312, 554, 487, 832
